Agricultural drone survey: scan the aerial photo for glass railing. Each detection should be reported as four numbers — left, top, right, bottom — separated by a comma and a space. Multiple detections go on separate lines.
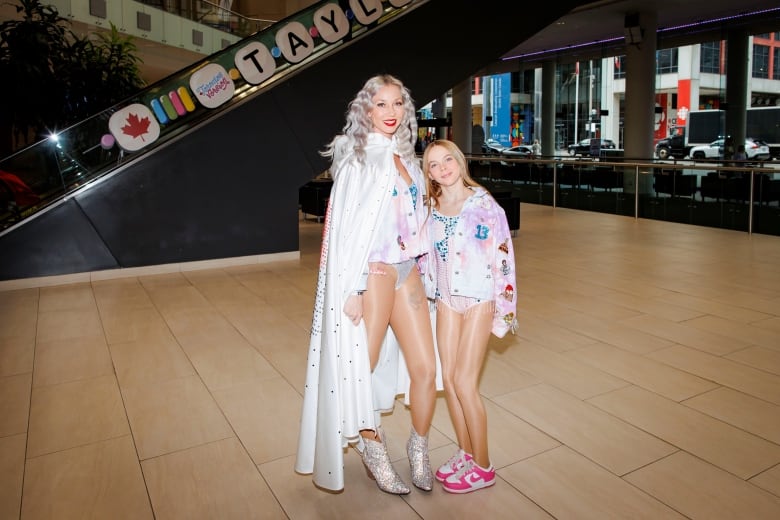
137, 0, 276, 38
0, 0, 418, 233
467, 155, 780, 236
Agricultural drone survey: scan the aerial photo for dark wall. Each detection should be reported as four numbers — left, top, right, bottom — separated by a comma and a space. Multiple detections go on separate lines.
0, 0, 586, 281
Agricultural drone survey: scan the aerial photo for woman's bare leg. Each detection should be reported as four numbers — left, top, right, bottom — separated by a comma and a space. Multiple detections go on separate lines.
389, 272, 436, 435
362, 262, 397, 369
359, 262, 397, 441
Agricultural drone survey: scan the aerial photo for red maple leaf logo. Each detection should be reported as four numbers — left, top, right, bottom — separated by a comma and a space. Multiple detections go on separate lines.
121, 112, 152, 141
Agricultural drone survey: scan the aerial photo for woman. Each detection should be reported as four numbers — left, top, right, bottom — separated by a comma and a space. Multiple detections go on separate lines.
295, 74, 437, 494
422, 139, 517, 494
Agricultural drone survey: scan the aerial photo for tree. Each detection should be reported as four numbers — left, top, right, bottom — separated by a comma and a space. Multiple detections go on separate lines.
0, 0, 145, 157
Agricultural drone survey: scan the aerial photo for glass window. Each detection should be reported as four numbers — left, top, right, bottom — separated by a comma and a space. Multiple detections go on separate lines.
753, 44, 769, 78
613, 55, 626, 79
656, 48, 678, 74
700, 42, 721, 73
774, 47, 780, 80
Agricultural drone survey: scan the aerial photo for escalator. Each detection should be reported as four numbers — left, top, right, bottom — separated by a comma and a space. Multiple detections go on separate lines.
0, 0, 585, 281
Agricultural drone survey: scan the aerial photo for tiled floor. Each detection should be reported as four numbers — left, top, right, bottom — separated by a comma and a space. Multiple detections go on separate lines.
1, 204, 780, 519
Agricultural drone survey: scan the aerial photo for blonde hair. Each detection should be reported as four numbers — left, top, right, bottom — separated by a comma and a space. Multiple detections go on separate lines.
321, 74, 418, 171
422, 139, 483, 210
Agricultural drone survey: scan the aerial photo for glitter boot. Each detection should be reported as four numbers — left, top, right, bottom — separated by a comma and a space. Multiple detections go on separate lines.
406, 427, 433, 491
358, 427, 410, 495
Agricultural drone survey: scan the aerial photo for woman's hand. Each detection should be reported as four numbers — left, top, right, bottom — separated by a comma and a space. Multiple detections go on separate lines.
343, 293, 363, 325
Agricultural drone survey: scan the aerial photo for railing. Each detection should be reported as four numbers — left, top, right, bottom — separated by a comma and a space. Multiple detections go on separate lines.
467, 155, 780, 236
0, 0, 416, 235
138, 0, 276, 37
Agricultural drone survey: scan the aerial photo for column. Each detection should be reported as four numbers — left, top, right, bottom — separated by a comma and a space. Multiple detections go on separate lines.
623, 11, 658, 193
725, 29, 749, 157
451, 77, 473, 153
542, 61, 556, 156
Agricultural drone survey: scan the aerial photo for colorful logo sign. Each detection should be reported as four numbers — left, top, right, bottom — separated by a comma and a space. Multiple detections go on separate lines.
108, 104, 161, 152
190, 63, 235, 109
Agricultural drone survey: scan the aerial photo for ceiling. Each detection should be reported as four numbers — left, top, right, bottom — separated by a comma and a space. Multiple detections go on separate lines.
495, 0, 780, 69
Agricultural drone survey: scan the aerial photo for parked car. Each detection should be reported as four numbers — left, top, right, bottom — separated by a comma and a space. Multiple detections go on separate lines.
688, 138, 771, 161
482, 139, 506, 154
568, 138, 617, 156
500, 145, 534, 157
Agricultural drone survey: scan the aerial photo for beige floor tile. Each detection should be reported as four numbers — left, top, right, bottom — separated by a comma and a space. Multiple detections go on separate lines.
684, 314, 780, 350
494, 383, 676, 475
498, 341, 630, 399
682, 386, 780, 444
601, 290, 705, 322
648, 344, 780, 405
33, 335, 113, 387
726, 345, 780, 376
751, 463, 780, 497
108, 336, 196, 388
501, 446, 685, 519
142, 437, 285, 519
219, 301, 309, 353
0, 373, 31, 437
176, 328, 278, 391
212, 377, 302, 465
0, 433, 25, 520
99, 306, 173, 345
625, 451, 780, 519
137, 272, 191, 290
479, 348, 541, 398
588, 384, 780, 479
566, 342, 719, 401
27, 374, 129, 458
91, 277, 154, 311
620, 313, 750, 355
183, 275, 265, 309
0, 336, 34, 377
514, 312, 600, 353
649, 292, 772, 324
0, 304, 37, 342
122, 374, 233, 460
145, 285, 214, 315
274, 455, 423, 519
35, 308, 104, 344
160, 306, 233, 339
480, 399, 561, 469
22, 435, 153, 520
38, 283, 96, 312
547, 310, 676, 355
753, 316, 780, 335
0, 288, 38, 309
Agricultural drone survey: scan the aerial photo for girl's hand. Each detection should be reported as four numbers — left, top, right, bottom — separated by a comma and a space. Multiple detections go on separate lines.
343, 293, 363, 325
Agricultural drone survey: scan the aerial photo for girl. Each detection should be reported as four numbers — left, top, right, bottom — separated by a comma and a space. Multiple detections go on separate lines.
422, 139, 517, 494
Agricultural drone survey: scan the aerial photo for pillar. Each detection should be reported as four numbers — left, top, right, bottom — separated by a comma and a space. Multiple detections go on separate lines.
451, 77, 473, 153
542, 61, 556, 156
623, 11, 657, 192
725, 29, 749, 158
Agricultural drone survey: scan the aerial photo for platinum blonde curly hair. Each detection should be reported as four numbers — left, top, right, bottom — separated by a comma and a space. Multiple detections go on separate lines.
321, 74, 418, 171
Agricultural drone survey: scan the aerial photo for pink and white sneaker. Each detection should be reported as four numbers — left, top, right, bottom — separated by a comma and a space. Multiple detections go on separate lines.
435, 449, 472, 482
442, 460, 496, 494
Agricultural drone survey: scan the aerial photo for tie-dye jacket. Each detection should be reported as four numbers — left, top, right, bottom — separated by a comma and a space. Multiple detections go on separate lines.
424, 187, 518, 338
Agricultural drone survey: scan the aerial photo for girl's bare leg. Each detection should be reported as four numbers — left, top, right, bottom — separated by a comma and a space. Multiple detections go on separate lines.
389, 272, 436, 435
437, 301, 493, 467
435, 303, 468, 451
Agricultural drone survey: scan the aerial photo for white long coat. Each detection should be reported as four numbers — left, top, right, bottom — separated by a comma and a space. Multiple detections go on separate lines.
294, 134, 410, 492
